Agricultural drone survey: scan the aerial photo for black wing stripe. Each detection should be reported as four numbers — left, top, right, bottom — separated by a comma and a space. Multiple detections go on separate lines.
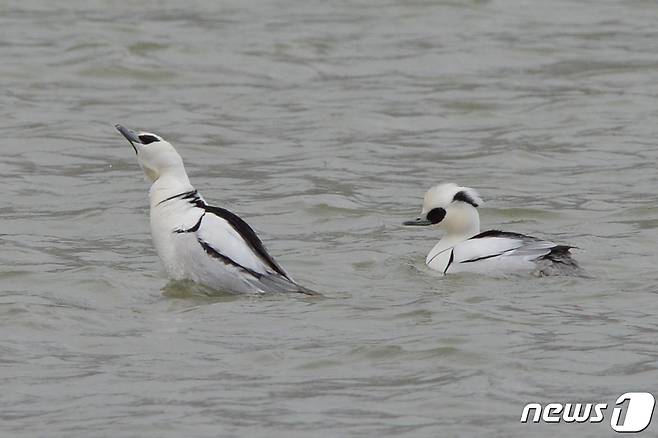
198, 239, 263, 279
469, 229, 536, 240
161, 188, 290, 280
461, 248, 516, 263
202, 205, 290, 280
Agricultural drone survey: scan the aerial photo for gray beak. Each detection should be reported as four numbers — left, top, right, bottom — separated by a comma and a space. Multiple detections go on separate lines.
403, 217, 432, 226
115, 124, 141, 153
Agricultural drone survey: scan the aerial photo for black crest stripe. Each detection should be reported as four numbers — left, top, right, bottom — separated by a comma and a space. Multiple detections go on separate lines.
453, 190, 479, 207
198, 239, 263, 279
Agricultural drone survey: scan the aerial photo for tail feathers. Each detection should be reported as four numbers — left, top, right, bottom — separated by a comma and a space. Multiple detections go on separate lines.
535, 245, 582, 276
257, 274, 320, 296
542, 245, 578, 265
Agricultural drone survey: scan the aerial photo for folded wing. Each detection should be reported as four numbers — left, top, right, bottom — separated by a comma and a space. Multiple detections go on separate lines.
453, 231, 556, 264
196, 209, 292, 280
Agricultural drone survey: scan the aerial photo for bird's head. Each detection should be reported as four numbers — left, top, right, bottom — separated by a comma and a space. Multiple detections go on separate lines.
115, 124, 185, 183
403, 183, 483, 235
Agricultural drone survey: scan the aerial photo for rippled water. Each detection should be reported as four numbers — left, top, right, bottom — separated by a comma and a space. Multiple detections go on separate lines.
2, 1, 658, 436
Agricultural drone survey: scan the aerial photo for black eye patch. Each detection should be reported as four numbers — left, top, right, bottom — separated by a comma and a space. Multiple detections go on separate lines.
453, 190, 479, 207
138, 134, 159, 145
426, 207, 446, 224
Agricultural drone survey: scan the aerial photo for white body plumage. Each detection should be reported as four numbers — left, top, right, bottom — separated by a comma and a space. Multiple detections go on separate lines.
116, 124, 312, 294
404, 183, 579, 276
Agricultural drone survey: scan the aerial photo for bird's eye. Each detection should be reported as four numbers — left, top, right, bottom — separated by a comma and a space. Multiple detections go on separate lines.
138, 134, 159, 145
426, 207, 446, 224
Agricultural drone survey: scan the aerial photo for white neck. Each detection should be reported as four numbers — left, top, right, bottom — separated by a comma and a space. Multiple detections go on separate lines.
443, 204, 480, 238
426, 205, 481, 266
148, 169, 194, 207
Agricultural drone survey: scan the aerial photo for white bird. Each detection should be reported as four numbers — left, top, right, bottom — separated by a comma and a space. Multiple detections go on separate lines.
115, 124, 314, 295
403, 183, 580, 276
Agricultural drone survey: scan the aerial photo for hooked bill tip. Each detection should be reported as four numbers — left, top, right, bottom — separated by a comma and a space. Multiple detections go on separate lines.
115, 123, 141, 152
403, 217, 432, 226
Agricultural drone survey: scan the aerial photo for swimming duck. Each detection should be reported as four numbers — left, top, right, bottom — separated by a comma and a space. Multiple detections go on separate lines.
403, 183, 579, 276
115, 124, 314, 294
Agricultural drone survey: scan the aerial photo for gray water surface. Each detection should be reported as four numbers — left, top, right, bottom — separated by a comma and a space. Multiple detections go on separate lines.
2, 1, 658, 437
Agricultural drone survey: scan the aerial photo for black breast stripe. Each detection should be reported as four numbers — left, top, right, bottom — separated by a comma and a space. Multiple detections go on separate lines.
198, 239, 263, 279
158, 190, 198, 206
427, 247, 451, 266
444, 250, 454, 274
174, 214, 204, 233
159, 188, 290, 280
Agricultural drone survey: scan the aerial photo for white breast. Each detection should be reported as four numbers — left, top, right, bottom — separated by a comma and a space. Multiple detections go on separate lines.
150, 198, 204, 280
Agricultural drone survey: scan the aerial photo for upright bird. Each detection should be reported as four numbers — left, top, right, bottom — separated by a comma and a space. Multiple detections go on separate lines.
115, 124, 314, 294
403, 183, 580, 276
